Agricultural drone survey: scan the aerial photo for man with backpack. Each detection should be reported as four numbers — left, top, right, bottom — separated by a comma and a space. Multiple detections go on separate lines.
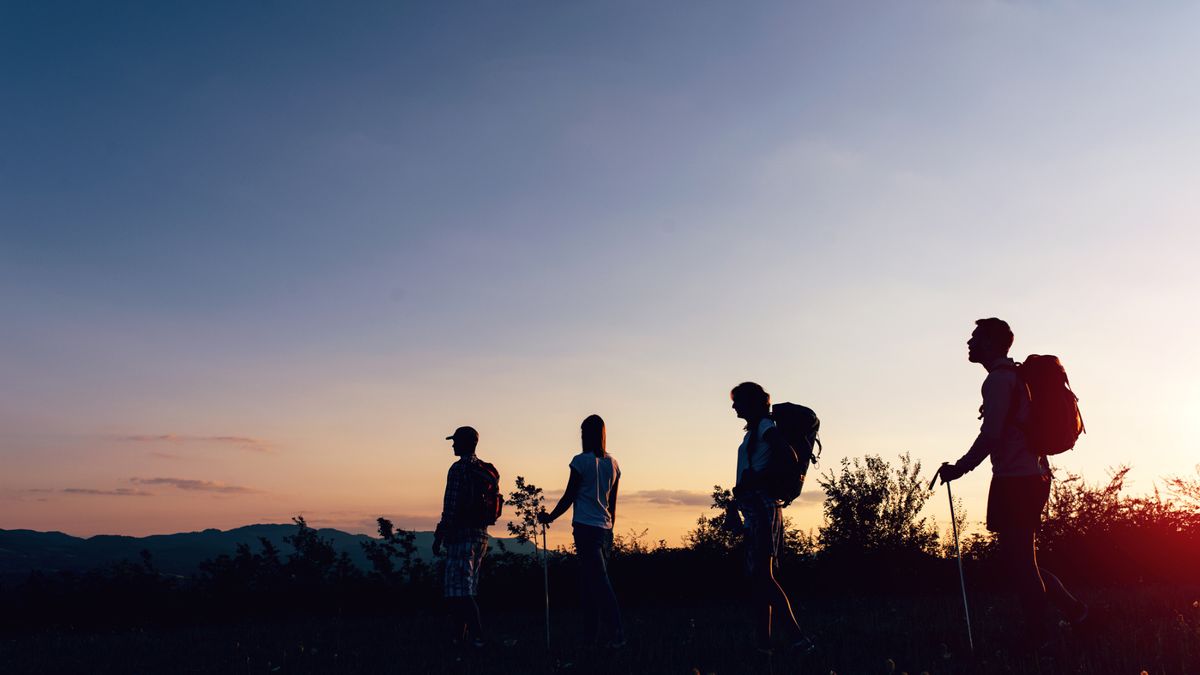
935, 318, 1087, 649
433, 426, 502, 649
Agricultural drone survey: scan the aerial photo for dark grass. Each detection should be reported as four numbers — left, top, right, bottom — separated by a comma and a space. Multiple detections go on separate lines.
2, 586, 1197, 674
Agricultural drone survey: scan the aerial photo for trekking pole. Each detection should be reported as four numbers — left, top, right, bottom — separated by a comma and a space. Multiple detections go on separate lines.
540, 522, 551, 649
933, 465, 975, 654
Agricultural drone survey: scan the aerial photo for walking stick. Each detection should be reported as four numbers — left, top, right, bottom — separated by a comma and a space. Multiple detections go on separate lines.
541, 522, 551, 649
933, 465, 975, 654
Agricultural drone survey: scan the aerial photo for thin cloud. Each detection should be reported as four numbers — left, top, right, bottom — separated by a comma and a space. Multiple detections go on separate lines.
792, 488, 826, 505
131, 477, 260, 494
121, 434, 274, 453
627, 489, 714, 507
149, 451, 184, 460
63, 488, 154, 497
625, 488, 825, 508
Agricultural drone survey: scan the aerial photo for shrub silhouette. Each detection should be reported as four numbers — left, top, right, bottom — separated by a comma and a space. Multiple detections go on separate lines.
4, 456, 1200, 634
818, 453, 938, 557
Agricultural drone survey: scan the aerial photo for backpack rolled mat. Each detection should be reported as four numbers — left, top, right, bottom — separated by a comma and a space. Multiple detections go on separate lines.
765, 402, 822, 506
1016, 355, 1085, 455
462, 461, 503, 527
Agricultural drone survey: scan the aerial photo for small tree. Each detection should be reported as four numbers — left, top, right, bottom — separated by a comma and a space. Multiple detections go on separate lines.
817, 453, 938, 557
361, 517, 424, 583
506, 476, 545, 552
684, 485, 740, 554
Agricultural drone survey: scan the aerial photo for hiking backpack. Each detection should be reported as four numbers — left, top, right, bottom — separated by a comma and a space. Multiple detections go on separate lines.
462, 460, 503, 527
1015, 355, 1085, 455
764, 402, 823, 507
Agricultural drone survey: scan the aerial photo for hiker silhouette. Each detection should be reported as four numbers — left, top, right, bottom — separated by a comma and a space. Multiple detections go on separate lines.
935, 318, 1088, 649
727, 382, 815, 655
538, 414, 625, 647
433, 426, 500, 649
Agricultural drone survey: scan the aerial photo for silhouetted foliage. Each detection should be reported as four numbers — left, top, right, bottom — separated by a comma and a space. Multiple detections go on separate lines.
818, 452, 938, 557
683, 486, 740, 554
1036, 465, 1200, 586
4, 456, 1199, 639
360, 517, 429, 584
505, 476, 545, 550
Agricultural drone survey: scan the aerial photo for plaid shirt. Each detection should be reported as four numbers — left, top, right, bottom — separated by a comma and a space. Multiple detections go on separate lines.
435, 455, 489, 544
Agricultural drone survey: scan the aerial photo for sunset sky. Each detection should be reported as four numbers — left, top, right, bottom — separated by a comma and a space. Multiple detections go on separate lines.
3, 2, 1198, 548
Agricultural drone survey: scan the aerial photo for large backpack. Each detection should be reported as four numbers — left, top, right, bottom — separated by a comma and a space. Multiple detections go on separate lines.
763, 402, 823, 506
461, 460, 503, 527
1016, 355, 1085, 455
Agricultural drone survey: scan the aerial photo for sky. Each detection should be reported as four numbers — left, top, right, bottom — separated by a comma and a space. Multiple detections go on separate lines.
3, 1, 1199, 548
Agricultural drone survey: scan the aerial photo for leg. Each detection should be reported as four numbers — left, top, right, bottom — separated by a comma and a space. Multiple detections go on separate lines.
467, 539, 486, 640
595, 528, 624, 642
448, 599, 467, 642
459, 596, 483, 641
997, 528, 1047, 644
1039, 567, 1085, 620
444, 543, 468, 642
575, 526, 602, 643
754, 560, 802, 641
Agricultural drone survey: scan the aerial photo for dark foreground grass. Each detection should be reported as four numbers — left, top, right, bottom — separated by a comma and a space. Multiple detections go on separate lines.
2, 587, 1197, 674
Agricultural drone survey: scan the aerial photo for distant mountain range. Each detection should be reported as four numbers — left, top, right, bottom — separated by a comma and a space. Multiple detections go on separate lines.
0, 525, 534, 581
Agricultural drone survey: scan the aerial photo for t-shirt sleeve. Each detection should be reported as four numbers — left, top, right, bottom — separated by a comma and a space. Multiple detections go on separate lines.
613, 457, 621, 481
569, 453, 584, 473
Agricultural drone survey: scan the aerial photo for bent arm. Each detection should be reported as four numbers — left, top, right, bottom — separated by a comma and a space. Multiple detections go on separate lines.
954, 373, 1013, 474
544, 468, 582, 523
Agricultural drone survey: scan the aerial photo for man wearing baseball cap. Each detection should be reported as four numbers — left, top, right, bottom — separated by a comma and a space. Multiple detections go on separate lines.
433, 426, 501, 649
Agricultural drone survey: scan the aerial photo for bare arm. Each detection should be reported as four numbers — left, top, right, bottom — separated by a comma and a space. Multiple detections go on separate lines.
540, 468, 582, 524
608, 476, 619, 523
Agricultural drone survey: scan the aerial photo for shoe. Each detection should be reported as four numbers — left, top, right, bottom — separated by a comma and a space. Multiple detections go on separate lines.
606, 638, 627, 650
790, 636, 816, 656
1058, 603, 1088, 629
1070, 603, 1089, 625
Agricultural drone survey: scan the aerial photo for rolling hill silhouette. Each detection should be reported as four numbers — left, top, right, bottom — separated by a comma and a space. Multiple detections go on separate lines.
0, 525, 533, 580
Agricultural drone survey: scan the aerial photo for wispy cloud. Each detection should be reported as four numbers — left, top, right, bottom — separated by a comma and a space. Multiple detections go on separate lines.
627, 489, 714, 507
63, 487, 154, 497
131, 477, 260, 494
792, 488, 826, 505
121, 434, 274, 453
625, 488, 825, 508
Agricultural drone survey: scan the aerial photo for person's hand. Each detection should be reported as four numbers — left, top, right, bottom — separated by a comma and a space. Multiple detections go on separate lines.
536, 511, 553, 525
432, 537, 443, 557
935, 463, 965, 486
721, 505, 742, 533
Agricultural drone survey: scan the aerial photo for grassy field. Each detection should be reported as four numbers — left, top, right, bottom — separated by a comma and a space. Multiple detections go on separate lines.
2, 586, 1197, 674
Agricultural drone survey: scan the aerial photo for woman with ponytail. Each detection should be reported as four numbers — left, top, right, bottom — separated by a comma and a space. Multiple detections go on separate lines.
728, 382, 814, 655
539, 414, 625, 647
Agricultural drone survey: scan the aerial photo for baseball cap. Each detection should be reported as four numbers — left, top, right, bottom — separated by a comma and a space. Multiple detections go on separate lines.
445, 426, 479, 442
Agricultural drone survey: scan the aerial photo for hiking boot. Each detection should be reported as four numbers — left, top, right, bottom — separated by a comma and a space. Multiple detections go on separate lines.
790, 635, 816, 656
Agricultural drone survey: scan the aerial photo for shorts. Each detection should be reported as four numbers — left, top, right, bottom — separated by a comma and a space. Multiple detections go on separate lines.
737, 491, 783, 576
443, 533, 489, 598
986, 474, 1051, 533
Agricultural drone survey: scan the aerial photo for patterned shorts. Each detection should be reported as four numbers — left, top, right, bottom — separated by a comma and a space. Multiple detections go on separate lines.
443, 535, 489, 598
737, 491, 783, 576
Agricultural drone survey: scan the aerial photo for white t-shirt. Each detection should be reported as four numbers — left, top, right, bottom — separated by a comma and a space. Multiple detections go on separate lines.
736, 418, 775, 487
569, 452, 621, 529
